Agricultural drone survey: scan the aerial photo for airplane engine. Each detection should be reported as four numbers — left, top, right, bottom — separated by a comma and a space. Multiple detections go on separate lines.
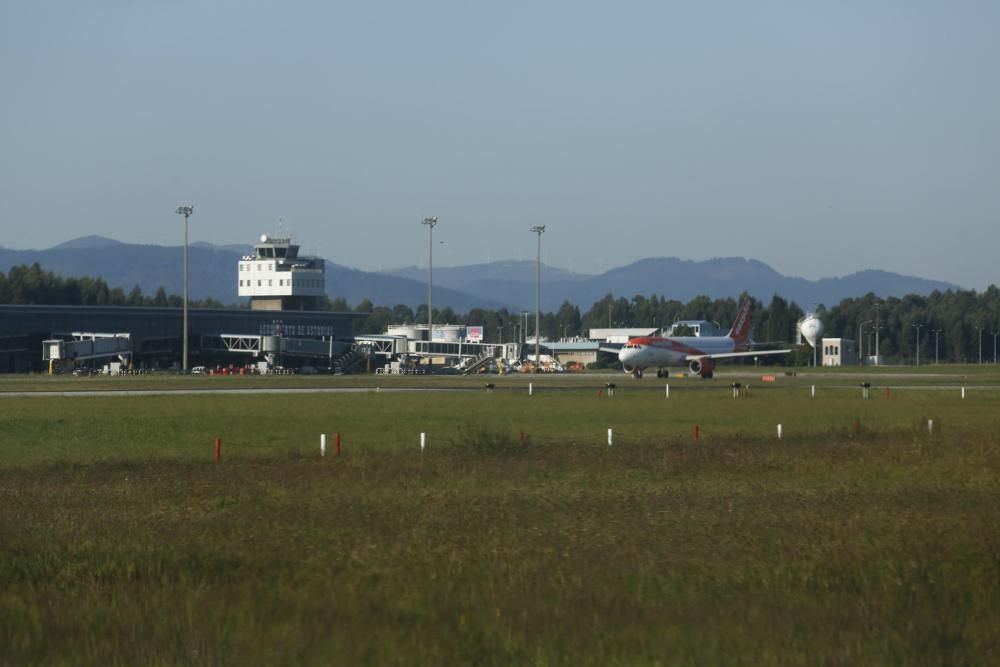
622, 364, 637, 375
688, 358, 714, 379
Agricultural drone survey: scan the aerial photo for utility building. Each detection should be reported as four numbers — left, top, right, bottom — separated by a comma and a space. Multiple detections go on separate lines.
821, 337, 856, 366
238, 234, 325, 311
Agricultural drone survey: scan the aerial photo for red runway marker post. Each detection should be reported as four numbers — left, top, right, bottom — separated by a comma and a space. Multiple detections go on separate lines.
214, 437, 221, 464
335, 432, 341, 456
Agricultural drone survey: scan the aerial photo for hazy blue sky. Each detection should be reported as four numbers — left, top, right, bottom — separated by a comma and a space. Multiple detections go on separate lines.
2, 1, 998, 288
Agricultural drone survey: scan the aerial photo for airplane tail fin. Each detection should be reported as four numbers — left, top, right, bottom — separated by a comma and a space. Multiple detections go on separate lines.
727, 298, 753, 348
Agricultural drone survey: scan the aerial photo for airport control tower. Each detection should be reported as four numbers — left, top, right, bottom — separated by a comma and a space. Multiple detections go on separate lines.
238, 234, 326, 311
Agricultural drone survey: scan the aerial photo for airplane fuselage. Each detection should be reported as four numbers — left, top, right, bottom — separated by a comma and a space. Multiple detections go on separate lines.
619, 335, 742, 377
618, 299, 787, 378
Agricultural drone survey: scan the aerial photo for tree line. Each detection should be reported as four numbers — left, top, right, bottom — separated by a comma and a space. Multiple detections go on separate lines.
5, 263, 1000, 364
0, 263, 224, 309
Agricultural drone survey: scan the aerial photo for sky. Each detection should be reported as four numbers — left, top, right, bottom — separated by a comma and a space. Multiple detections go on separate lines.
2, 1, 998, 288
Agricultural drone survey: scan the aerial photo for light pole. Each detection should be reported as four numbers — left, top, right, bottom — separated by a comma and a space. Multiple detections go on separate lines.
912, 323, 922, 366
858, 320, 871, 365
175, 205, 193, 371
933, 329, 942, 364
993, 332, 998, 364
530, 225, 545, 367
874, 303, 880, 365
976, 326, 984, 364
422, 217, 437, 350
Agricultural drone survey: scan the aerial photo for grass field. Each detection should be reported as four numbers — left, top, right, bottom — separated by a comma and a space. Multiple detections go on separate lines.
2, 371, 999, 664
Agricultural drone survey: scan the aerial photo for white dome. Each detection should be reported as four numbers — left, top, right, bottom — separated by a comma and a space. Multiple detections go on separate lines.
799, 315, 824, 348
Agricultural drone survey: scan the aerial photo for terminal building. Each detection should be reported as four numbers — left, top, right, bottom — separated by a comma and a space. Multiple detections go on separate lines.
0, 232, 363, 374
1, 304, 362, 374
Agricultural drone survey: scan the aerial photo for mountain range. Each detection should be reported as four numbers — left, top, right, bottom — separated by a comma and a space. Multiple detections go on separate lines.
0, 236, 961, 311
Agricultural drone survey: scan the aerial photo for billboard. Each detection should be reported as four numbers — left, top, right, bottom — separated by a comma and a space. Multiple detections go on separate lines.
466, 325, 484, 342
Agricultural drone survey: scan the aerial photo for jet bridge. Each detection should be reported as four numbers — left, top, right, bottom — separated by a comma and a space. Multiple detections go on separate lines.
42, 332, 132, 363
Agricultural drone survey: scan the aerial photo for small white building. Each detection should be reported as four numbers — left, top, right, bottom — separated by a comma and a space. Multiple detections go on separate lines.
237, 234, 325, 311
664, 320, 725, 337
588, 328, 657, 344
821, 337, 856, 366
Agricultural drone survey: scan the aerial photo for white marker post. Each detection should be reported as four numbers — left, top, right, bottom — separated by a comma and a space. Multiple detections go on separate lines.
961, 387, 966, 399
607, 428, 613, 446
665, 384, 670, 398
811, 385, 816, 398
928, 419, 934, 433
321, 433, 326, 457
420, 432, 426, 451
777, 424, 783, 440
529, 382, 533, 396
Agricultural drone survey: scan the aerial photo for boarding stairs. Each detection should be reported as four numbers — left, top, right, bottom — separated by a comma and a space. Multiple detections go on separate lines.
461, 349, 498, 375
332, 348, 367, 374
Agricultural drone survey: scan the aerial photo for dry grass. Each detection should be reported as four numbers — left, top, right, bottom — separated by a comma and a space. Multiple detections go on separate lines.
1, 386, 999, 664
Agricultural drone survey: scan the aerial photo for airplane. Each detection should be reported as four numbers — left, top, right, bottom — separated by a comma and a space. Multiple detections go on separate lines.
618, 298, 791, 378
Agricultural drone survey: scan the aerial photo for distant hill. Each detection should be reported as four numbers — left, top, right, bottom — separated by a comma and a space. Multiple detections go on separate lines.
0, 237, 961, 311
50, 235, 124, 250
389, 261, 589, 310
387, 256, 960, 310
0, 238, 502, 312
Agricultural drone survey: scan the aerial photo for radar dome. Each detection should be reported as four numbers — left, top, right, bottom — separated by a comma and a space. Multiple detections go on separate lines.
260, 234, 269, 243
799, 314, 823, 348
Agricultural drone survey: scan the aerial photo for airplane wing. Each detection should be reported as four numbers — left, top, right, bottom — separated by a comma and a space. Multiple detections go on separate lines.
599, 344, 624, 354
685, 349, 792, 361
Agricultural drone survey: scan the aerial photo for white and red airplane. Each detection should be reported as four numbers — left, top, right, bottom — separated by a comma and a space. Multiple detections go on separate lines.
618, 299, 790, 378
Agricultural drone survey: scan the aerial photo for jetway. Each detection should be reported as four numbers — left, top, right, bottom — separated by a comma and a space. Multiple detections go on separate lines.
42, 333, 132, 362
410, 340, 512, 360
201, 334, 262, 355
199, 333, 357, 371
199, 334, 346, 359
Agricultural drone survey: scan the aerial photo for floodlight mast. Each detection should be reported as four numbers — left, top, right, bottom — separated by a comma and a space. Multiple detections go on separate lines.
175, 205, 194, 371
874, 303, 880, 366
422, 217, 438, 350
530, 225, 545, 368
858, 320, 872, 365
